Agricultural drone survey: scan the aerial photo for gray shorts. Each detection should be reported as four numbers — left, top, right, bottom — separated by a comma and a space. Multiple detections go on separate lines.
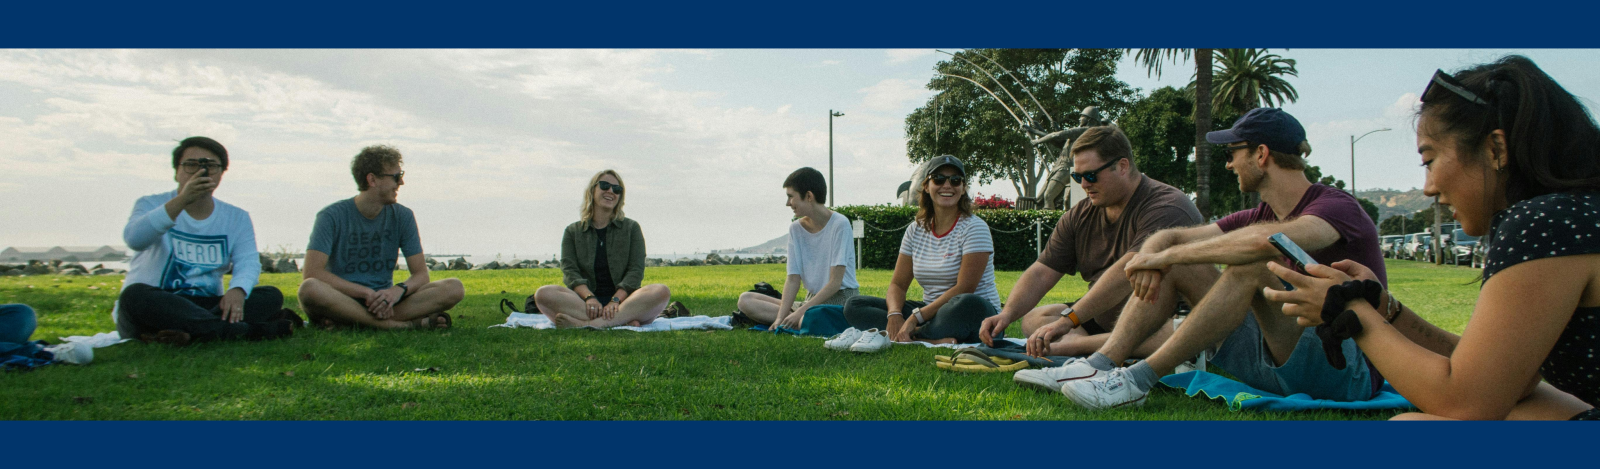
816, 288, 859, 306
1210, 311, 1376, 402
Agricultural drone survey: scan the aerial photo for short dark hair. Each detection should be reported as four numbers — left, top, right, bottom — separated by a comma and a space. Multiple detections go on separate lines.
783, 167, 828, 204
351, 145, 404, 191
1420, 55, 1600, 205
171, 136, 229, 171
1071, 125, 1138, 171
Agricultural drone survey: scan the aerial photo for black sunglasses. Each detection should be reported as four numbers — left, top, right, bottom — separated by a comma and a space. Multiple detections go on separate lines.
1422, 69, 1490, 107
1221, 143, 1256, 163
597, 180, 624, 194
927, 174, 965, 186
376, 171, 404, 183
1069, 158, 1124, 184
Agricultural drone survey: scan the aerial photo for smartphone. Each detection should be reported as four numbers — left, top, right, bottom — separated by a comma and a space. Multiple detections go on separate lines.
1268, 232, 1318, 290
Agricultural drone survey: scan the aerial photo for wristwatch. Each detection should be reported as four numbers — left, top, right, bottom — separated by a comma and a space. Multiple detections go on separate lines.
1059, 305, 1081, 327
911, 307, 926, 325
396, 282, 410, 299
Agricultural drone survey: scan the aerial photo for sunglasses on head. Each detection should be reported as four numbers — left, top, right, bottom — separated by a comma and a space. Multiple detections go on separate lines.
597, 180, 624, 194
1069, 158, 1124, 184
927, 173, 965, 186
1422, 69, 1490, 107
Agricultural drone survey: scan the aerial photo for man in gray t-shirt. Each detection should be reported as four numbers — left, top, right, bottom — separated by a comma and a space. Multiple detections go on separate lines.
296, 145, 464, 330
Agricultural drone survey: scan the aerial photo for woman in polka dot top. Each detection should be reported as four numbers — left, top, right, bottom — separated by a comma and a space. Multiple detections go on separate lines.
1267, 55, 1600, 420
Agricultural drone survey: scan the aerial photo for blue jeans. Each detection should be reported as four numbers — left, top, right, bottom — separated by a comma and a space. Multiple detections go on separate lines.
1211, 311, 1377, 402
0, 304, 39, 357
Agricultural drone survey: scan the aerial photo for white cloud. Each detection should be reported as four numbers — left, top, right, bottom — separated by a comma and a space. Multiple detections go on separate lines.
858, 78, 931, 113
886, 49, 933, 64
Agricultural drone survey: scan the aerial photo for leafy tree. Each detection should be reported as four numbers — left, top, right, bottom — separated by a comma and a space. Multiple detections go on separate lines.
1357, 198, 1380, 224
906, 49, 1137, 199
1380, 214, 1407, 236
1132, 48, 1214, 217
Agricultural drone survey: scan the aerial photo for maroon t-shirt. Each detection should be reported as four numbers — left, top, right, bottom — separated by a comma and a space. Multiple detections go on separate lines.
1216, 184, 1387, 285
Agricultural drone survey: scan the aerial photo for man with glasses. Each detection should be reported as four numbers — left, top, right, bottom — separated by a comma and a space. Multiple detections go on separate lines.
116, 136, 294, 345
978, 126, 1206, 379
1052, 108, 1388, 409
297, 145, 464, 330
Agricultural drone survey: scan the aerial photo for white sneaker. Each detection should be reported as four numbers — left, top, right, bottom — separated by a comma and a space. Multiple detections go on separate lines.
1059, 367, 1148, 409
824, 328, 863, 351
848, 328, 891, 353
1012, 357, 1100, 393
44, 342, 93, 365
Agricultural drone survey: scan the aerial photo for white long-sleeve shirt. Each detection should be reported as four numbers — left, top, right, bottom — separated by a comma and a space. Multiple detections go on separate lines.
120, 190, 262, 297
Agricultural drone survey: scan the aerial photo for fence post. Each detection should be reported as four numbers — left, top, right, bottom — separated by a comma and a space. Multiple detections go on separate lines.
852, 218, 865, 268
1035, 220, 1042, 258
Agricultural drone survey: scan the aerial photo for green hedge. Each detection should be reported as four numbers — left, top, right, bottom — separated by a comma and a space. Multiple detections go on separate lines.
834, 205, 1066, 270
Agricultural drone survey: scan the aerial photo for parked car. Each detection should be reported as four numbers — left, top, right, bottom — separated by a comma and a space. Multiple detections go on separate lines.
1404, 233, 1434, 262
1447, 228, 1480, 265
1381, 235, 1405, 259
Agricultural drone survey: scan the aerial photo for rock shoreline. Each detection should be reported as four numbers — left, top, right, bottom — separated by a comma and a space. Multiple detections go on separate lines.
0, 260, 125, 277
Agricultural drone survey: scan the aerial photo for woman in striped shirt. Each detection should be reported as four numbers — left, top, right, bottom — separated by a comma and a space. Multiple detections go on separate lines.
843, 155, 1003, 345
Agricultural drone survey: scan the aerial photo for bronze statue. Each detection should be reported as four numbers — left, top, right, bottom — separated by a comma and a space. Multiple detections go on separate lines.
1029, 106, 1103, 209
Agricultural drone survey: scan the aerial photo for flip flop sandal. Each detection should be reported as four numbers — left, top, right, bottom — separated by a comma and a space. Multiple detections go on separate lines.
303, 309, 341, 331
948, 360, 1030, 373
935, 349, 1016, 366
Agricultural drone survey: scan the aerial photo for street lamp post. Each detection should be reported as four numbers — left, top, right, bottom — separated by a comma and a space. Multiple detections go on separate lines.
1350, 127, 1392, 194
829, 110, 844, 207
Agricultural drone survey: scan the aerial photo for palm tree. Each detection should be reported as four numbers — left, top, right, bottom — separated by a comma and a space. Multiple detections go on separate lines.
1132, 48, 1214, 218
1211, 49, 1299, 115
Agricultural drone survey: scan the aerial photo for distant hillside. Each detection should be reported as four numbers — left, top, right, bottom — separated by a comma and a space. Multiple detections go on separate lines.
1358, 188, 1431, 221
725, 233, 788, 254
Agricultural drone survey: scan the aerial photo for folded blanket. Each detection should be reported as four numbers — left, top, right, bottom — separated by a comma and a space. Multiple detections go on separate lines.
1160, 370, 1415, 412
493, 312, 733, 332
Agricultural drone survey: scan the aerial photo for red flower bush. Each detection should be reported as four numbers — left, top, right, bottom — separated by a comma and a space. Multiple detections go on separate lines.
973, 193, 1015, 210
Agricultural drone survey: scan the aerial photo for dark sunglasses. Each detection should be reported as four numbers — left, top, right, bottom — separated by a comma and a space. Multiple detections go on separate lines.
376, 171, 404, 183
1069, 158, 1124, 184
1422, 69, 1490, 107
1221, 143, 1255, 163
597, 180, 624, 194
180, 159, 223, 174
927, 174, 965, 186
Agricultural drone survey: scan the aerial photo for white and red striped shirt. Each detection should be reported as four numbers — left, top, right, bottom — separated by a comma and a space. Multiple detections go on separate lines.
898, 215, 1001, 309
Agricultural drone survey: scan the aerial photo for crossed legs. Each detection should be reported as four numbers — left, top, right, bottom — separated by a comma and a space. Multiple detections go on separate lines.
297, 278, 465, 330
1101, 261, 1299, 376
533, 284, 671, 328
736, 292, 783, 325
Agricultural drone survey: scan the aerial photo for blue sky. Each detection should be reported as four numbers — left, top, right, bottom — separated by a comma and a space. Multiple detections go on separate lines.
2, 49, 1596, 257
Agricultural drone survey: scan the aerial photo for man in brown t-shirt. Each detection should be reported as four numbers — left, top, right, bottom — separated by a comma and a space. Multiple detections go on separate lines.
979, 126, 1203, 358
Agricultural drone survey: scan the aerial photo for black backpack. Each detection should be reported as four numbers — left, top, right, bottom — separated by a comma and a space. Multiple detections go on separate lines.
749, 281, 781, 299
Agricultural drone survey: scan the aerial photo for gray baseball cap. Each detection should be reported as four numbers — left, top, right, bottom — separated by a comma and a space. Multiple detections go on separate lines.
926, 155, 965, 176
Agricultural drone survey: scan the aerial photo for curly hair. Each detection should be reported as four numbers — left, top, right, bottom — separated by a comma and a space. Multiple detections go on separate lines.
351, 145, 404, 191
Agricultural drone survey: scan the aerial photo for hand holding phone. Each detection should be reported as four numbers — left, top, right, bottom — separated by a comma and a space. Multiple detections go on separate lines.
1268, 232, 1318, 290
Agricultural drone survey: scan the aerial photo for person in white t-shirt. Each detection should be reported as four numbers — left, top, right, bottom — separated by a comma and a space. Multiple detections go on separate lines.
843, 155, 1003, 344
115, 137, 294, 345
736, 167, 859, 329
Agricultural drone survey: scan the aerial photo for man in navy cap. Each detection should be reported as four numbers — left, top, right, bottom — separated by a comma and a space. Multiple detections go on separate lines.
1049, 108, 1389, 409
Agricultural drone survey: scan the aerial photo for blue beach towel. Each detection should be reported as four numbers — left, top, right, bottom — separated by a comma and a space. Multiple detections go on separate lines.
749, 305, 851, 337
1160, 370, 1414, 412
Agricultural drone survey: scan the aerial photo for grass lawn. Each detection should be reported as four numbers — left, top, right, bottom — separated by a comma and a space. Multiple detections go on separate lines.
1, 260, 1482, 420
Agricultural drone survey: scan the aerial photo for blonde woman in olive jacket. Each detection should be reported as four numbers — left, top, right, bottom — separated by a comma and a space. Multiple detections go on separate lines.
533, 170, 672, 328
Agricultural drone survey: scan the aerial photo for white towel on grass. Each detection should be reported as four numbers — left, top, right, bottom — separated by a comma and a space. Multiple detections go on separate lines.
493, 312, 733, 332
60, 331, 132, 348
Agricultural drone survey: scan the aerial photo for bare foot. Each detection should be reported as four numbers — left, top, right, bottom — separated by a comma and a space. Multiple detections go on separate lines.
551, 314, 580, 329
626, 320, 642, 327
